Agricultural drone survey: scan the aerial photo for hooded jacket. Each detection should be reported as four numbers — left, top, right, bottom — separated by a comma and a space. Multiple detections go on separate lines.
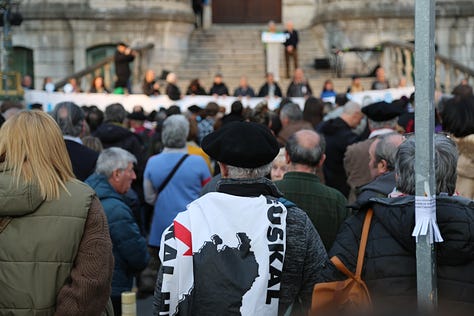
86, 173, 149, 297
330, 195, 474, 315
94, 123, 144, 161
317, 117, 360, 197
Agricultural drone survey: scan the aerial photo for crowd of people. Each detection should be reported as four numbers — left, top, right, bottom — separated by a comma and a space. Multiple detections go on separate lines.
0, 73, 473, 315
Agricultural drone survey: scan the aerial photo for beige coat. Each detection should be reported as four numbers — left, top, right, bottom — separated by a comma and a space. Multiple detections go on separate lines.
344, 138, 375, 204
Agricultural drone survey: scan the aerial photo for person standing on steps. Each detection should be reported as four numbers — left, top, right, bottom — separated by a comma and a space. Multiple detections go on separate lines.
283, 21, 299, 79
114, 42, 136, 94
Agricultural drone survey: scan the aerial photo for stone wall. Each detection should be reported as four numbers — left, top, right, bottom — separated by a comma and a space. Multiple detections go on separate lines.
282, 0, 316, 28
311, 0, 474, 71
6, 0, 474, 89
11, 0, 194, 89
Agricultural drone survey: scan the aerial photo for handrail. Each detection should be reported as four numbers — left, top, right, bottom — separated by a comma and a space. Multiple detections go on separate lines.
54, 43, 154, 89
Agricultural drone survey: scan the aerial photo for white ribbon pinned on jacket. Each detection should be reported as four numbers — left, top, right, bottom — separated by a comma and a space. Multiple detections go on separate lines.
412, 196, 444, 244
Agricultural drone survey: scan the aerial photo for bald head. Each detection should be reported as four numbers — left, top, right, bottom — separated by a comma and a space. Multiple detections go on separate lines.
295, 129, 320, 149
286, 129, 326, 168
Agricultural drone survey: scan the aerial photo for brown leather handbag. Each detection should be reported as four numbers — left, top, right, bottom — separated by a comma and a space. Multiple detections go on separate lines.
308, 208, 373, 316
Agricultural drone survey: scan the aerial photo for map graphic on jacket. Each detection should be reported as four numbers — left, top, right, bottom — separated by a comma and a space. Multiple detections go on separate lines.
178, 233, 259, 314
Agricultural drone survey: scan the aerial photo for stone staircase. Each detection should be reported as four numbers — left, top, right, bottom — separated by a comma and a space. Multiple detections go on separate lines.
173, 24, 371, 96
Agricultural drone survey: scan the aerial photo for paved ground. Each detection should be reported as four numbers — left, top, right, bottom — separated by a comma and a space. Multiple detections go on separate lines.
137, 296, 154, 316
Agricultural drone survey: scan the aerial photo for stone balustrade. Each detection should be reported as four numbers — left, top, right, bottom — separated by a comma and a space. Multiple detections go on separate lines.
382, 41, 474, 93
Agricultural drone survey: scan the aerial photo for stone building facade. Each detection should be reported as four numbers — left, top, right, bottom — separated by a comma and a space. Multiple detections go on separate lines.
4, 0, 473, 90
10, 0, 194, 89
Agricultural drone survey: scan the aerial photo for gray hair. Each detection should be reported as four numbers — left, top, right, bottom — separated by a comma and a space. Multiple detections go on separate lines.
227, 163, 272, 179
95, 147, 137, 178
286, 130, 326, 167
280, 103, 303, 122
50, 101, 84, 137
162, 114, 189, 148
368, 117, 399, 130
343, 101, 361, 115
105, 103, 127, 123
374, 132, 404, 171
395, 134, 458, 195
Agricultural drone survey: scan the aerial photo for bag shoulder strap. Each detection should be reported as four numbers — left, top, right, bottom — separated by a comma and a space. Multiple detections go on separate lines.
355, 208, 373, 278
330, 208, 373, 281
330, 256, 355, 279
0, 217, 12, 233
157, 154, 189, 195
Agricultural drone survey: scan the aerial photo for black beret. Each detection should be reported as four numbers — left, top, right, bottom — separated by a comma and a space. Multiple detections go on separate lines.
128, 111, 147, 121
188, 105, 202, 114
202, 121, 279, 168
362, 101, 405, 122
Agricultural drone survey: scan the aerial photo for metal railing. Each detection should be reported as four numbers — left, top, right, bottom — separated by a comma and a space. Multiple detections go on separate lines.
381, 41, 474, 93
54, 43, 154, 92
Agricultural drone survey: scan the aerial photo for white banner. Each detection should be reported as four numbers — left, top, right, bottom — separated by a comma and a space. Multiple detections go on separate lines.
23, 86, 415, 114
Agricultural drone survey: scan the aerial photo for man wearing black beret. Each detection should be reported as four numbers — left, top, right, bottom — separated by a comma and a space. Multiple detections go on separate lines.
153, 121, 333, 315
344, 100, 405, 203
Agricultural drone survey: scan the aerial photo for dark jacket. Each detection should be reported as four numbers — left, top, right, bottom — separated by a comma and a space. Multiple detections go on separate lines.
114, 51, 134, 87
350, 171, 396, 211
317, 117, 360, 197
93, 122, 146, 173
65, 139, 99, 181
286, 81, 312, 98
220, 113, 244, 126
275, 171, 349, 251
209, 83, 229, 96
86, 173, 150, 297
165, 83, 181, 101
258, 82, 283, 98
233, 86, 255, 97
142, 80, 160, 96
186, 85, 207, 96
330, 195, 474, 315
284, 30, 299, 48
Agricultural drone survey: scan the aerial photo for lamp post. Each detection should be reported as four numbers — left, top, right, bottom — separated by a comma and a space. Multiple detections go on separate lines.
1, 0, 22, 96
1, 0, 11, 92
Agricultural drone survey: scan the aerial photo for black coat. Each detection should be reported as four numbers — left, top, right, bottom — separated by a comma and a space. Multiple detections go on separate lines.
142, 81, 160, 96
209, 83, 229, 96
165, 83, 181, 101
93, 123, 146, 176
330, 195, 474, 315
350, 171, 396, 210
257, 82, 283, 98
317, 117, 360, 197
284, 30, 299, 48
65, 139, 99, 181
114, 51, 134, 87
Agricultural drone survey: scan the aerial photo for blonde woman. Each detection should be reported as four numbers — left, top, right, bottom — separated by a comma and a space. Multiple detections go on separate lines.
0, 110, 113, 315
